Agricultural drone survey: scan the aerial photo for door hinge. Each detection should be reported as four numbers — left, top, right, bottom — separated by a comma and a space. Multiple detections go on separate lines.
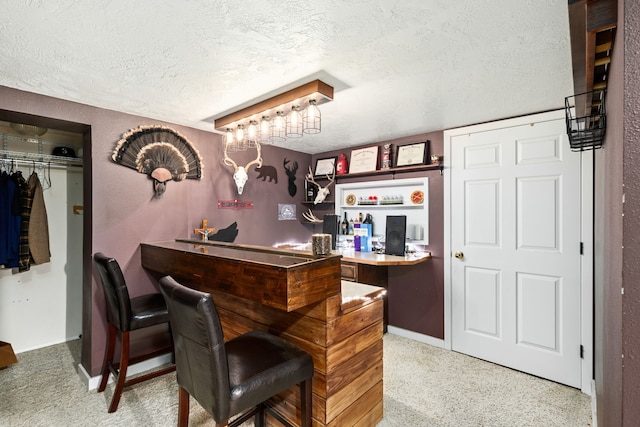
580, 345, 584, 359
580, 242, 584, 255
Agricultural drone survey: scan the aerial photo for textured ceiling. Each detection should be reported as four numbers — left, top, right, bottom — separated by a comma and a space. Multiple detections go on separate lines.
0, 0, 573, 154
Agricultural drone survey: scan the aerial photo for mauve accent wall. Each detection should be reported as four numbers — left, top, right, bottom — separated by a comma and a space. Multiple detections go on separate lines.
0, 85, 312, 376
595, 0, 640, 425
313, 132, 444, 339
622, 0, 640, 424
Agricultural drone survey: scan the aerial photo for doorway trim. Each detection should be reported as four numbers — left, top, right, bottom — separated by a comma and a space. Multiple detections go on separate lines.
443, 110, 593, 394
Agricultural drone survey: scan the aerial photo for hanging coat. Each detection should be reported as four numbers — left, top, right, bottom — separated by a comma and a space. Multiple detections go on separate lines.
0, 171, 21, 268
14, 171, 31, 272
27, 172, 50, 265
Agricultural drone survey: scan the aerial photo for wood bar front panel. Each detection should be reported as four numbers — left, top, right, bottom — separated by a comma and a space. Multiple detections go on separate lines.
141, 242, 384, 426
207, 288, 384, 426
141, 242, 341, 312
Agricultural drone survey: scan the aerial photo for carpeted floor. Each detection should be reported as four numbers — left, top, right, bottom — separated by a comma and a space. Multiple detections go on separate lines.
0, 333, 592, 426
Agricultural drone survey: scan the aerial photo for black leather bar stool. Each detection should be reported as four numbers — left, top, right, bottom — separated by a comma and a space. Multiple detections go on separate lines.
159, 275, 313, 427
93, 252, 176, 413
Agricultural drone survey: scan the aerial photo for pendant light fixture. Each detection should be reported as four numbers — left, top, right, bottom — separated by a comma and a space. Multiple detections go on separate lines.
270, 111, 286, 143
235, 124, 245, 144
286, 106, 303, 138
259, 116, 272, 144
246, 120, 259, 148
303, 99, 321, 134
224, 128, 237, 152
213, 79, 334, 144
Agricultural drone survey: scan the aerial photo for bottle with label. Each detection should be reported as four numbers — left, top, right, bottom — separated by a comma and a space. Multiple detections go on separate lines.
341, 212, 349, 235
336, 153, 348, 175
348, 218, 354, 235
305, 179, 317, 202
363, 213, 374, 235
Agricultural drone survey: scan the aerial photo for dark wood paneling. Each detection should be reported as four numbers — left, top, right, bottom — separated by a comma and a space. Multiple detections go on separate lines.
141, 242, 341, 312
569, 0, 618, 97
142, 242, 383, 426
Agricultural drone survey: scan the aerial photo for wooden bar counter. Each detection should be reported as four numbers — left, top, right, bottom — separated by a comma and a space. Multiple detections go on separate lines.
141, 240, 385, 427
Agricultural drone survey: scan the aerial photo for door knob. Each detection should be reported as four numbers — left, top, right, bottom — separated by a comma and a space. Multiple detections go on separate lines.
454, 251, 464, 259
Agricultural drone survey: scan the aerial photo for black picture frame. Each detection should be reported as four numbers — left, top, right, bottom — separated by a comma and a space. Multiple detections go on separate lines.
394, 140, 430, 167
314, 157, 337, 176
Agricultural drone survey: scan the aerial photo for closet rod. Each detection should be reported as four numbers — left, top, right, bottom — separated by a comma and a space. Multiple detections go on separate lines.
1, 150, 83, 168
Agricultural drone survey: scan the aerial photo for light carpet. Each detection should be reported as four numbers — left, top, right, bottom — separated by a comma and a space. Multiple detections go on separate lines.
0, 333, 591, 426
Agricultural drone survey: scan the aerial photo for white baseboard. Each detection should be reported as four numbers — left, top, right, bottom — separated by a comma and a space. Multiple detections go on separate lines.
386, 326, 446, 348
591, 379, 598, 427
78, 353, 174, 391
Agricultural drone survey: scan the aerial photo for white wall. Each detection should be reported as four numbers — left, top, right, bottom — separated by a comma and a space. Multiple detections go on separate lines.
0, 167, 83, 353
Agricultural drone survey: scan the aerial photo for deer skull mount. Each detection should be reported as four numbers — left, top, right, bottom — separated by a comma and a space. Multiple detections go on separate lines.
223, 142, 263, 195
305, 166, 335, 204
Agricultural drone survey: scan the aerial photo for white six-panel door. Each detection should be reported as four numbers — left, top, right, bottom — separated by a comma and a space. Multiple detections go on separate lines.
448, 116, 583, 388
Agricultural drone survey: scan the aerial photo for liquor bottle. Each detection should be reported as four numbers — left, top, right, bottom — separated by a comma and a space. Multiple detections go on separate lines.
305, 179, 316, 202
364, 213, 374, 236
348, 218, 354, 235
336, 153, 348, 175
341, 212, 349, 235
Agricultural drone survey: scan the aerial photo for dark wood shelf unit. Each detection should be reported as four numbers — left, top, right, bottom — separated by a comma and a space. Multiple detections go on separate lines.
316, 163, 443, 180
300, 220, 323, 225
568, 0, 617, 111
300, 200, 334, 205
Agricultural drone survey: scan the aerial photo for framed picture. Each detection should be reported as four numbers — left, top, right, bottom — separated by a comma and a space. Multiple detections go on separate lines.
349, 146, 379, 173
394, 140, 429, 167
278, 203, 296, 220
314, 157, 336, 176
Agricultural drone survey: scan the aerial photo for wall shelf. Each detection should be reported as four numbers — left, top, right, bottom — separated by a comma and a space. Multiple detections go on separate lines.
316, 163, 443, 181
2, 133, 83, 167
301, 200, 334, 205
338, 203, 423, 209
335, 177, 429, 245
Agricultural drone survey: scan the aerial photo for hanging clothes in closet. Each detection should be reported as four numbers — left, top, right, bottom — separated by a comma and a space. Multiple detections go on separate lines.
0, 164, 51, 272
0, 169, 21, 268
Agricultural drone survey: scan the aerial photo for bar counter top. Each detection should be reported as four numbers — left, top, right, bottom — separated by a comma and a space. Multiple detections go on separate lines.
333, 248, 431, 266
155, 239, 342, 266
141, 240, 342, 312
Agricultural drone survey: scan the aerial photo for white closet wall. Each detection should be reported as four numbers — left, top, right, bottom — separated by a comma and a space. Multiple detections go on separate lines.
0, 167, 83, 353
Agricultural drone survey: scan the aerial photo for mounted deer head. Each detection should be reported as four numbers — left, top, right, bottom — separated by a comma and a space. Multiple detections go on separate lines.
223, 142, 263, 195
284, 158, 299, 197
305, 166, 335, 204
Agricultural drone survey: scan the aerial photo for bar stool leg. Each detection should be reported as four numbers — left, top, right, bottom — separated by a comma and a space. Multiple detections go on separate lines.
300, 379, 312, 427
178, 387, 190, 427
107, 330, 130, 413
255, 406, 265, 427
98, 323, 116, 393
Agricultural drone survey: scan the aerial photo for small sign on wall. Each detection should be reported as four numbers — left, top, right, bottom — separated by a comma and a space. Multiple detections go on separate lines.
278, 204, 296, 220
217, 200, 254, 209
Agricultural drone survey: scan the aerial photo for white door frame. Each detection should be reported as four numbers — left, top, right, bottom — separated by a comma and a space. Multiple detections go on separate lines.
443, 110, 593, 395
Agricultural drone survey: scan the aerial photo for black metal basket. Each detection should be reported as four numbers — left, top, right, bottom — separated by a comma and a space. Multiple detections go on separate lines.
565, 89, 607, 151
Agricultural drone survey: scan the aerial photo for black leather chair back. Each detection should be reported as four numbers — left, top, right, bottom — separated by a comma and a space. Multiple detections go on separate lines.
93, 252, 133, 332
159, 276, 231, 423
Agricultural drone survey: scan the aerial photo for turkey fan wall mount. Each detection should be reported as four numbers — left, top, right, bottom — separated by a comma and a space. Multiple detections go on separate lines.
112, 125, 204, 197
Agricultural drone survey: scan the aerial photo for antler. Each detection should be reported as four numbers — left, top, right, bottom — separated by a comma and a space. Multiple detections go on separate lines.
305, 166, 320, 188
222, 141, 238, 171
306, 165, 335, 204
302, 209, 323, 223
284, 158, 298, 175
222, 141, 262, 195
325, 166, 336, 185
244, 141, 263, 170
